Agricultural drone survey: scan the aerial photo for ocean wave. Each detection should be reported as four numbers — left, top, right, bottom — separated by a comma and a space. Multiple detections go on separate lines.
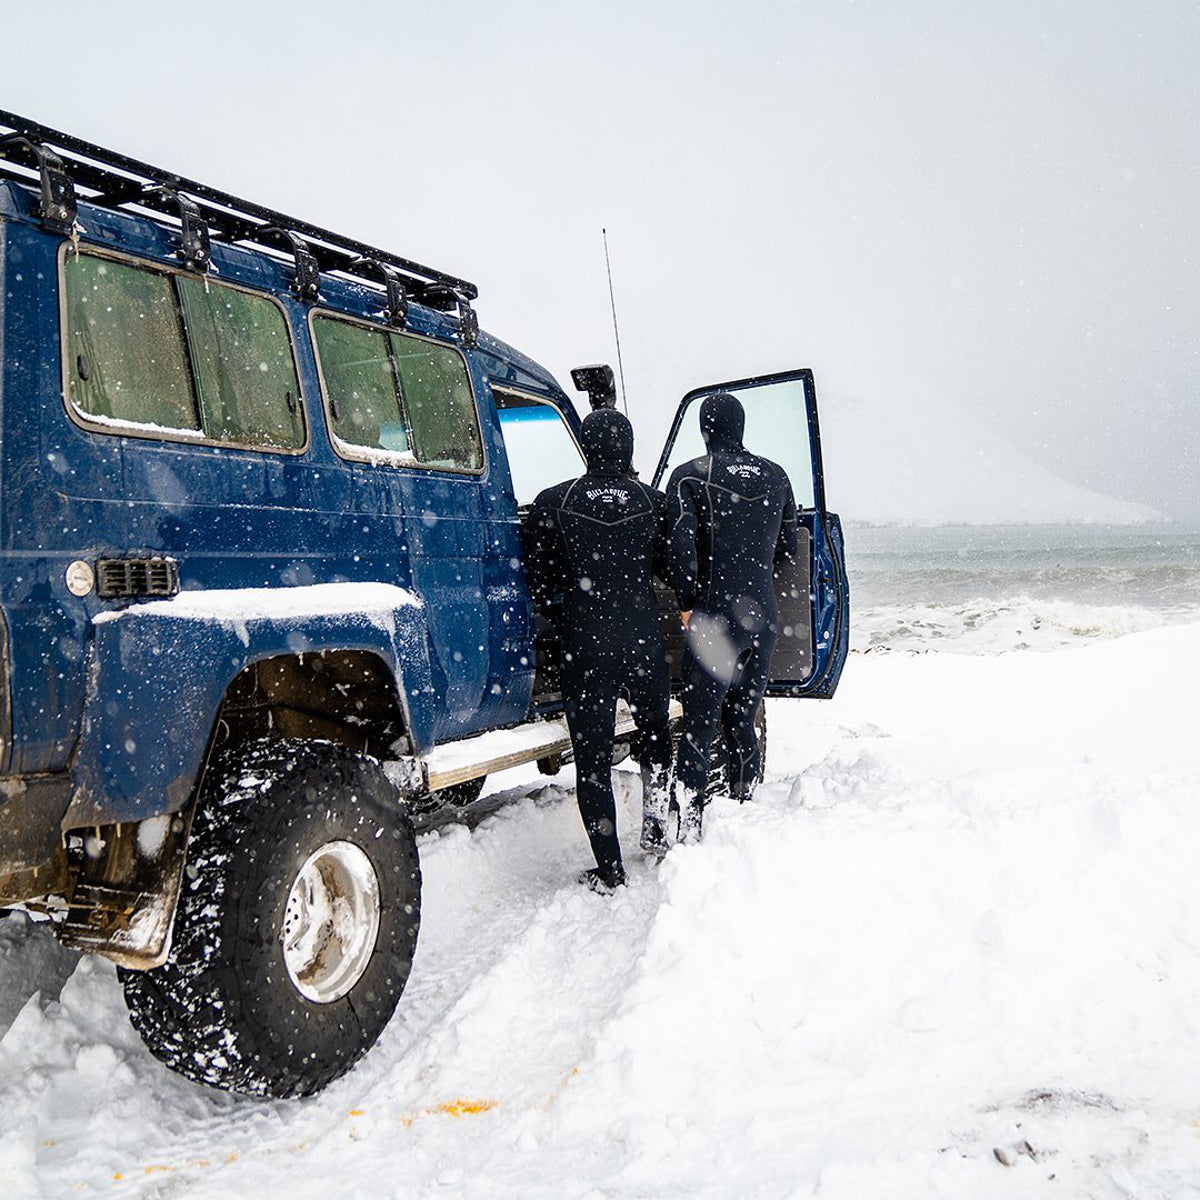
851, 597, 1196, 655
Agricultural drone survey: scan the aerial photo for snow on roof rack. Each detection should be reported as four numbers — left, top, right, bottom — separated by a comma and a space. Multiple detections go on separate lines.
0, 109, 479, 330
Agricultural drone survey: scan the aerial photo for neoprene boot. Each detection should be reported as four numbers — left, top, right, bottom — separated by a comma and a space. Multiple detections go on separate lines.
579, 862, 627, 894
676, 793, 704, 845
639, 760, 673, 856
730, 780, 756, 804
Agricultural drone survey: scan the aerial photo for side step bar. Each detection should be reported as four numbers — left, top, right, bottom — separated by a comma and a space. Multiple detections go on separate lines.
407, 699, 682, 793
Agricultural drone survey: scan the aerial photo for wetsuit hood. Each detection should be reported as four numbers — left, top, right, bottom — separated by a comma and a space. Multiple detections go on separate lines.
580, 409, 634, 477
700, 392, 745, 452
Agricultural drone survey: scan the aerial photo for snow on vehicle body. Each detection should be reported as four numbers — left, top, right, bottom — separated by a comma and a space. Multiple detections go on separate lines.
0, 111, 849, 1096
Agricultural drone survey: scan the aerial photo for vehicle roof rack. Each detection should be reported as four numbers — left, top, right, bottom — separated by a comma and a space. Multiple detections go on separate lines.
0, 110, 479, 319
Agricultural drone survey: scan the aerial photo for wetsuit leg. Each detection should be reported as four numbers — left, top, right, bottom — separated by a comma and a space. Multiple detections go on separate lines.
677, 645, 730, 799
719, 628, 778, 793
563, 663, 623, 880
625, 644, 672, 775
624, 644, 673, 851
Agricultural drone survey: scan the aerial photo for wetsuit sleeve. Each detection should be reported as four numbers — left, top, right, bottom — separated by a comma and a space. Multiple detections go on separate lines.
523, 490, 566, 613
775, 474, 799, 565
666, 466, 700, 610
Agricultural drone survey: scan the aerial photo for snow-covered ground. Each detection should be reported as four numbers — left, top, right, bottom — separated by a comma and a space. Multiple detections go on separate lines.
4, 623, 1200, 1198
851, 595, 1181, 654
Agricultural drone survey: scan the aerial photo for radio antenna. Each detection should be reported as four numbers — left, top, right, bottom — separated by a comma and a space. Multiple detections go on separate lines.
602, 227, 629, 414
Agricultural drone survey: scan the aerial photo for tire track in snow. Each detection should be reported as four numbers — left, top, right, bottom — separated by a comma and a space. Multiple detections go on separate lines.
1, 767, 673, 1196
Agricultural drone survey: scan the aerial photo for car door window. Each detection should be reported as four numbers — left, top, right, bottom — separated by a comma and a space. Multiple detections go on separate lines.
656, 375, 817, 510
495, 391, 586, 505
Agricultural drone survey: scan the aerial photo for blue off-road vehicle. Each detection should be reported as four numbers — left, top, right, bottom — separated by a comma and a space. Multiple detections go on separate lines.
0, 112, 849, 1097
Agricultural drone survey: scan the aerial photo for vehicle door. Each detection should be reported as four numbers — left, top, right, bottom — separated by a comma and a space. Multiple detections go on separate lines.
652, 369, 849, 698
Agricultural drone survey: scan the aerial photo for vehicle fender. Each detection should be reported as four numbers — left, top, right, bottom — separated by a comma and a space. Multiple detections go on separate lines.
64, 583, 434, 829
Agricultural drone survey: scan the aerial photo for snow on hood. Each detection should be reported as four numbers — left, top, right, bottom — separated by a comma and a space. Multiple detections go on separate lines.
91, 581, 422, 626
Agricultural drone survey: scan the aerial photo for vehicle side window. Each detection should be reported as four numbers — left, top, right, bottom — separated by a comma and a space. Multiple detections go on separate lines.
392, 333, 483, 470
312, 314, 483, 471
312, 316, 410, 455
62, 249, 306, 451
177, 278, 304, 450
63, 253, 200, 433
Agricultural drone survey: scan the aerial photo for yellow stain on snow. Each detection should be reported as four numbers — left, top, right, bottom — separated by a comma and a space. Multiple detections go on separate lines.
436, 1099, 497, 1117
109, 1152, 232, 1184
542, 1065, 582, 1109
103, 1100, 494, 1184
398, 1097, 499, 1127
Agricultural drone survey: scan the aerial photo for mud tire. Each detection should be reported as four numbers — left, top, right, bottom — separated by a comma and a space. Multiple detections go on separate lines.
119, 737, 420, 1098
434, 775, 487, 809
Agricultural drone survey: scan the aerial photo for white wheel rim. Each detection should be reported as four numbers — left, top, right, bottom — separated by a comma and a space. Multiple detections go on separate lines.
281, 840, 381, 1004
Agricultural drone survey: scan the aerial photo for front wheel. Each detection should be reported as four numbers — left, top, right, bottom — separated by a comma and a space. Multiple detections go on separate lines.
120, 738, 421, 1098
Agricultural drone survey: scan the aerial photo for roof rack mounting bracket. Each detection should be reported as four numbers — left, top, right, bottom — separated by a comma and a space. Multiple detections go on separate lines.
0, 134, 76, 233
257, 226, 321, 301
148, 187, 210, 272
455, 291, 479, 349
352, 257, 408, 327
424, 283, 479, 348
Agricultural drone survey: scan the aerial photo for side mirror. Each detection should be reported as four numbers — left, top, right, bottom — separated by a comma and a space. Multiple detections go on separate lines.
570, 364, 616, 411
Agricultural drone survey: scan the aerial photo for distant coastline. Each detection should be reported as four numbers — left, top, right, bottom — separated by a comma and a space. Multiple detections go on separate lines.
842, 514, 1171, 529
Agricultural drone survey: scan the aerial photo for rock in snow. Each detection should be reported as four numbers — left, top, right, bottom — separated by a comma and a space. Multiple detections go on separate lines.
3, 625, 1200, 1197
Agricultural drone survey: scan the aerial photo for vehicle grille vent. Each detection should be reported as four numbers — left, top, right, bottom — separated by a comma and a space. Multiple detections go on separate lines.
96, 557, 180, 600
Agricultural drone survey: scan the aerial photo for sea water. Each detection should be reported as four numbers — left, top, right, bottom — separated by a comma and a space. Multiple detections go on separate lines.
845, 523, 1200, 653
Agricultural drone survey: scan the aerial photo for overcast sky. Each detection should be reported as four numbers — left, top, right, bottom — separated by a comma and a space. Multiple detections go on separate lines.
6, 1, 1198, 519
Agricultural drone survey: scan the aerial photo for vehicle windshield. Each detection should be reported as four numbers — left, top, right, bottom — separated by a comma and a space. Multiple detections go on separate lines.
496, 392, 586, 505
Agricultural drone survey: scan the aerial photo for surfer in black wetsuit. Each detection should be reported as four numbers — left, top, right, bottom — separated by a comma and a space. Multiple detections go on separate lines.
524, 410, 674, 892
665, 392, 798, 842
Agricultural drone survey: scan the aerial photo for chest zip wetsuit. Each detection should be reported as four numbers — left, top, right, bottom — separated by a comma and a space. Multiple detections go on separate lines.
666, 392, 798, 843
524, 410, 674, 892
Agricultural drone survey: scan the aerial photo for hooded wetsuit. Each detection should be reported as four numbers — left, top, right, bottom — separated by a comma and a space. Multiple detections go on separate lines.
524, 410, 672, 883
666, 392, 798, 803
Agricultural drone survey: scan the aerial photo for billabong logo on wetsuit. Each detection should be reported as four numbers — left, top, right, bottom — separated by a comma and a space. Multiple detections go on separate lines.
726, 463, 763, 479
585, 486, 629, 503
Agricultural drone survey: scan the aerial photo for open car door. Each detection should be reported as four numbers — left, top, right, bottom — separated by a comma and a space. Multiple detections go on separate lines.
652, 369, 849, 698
